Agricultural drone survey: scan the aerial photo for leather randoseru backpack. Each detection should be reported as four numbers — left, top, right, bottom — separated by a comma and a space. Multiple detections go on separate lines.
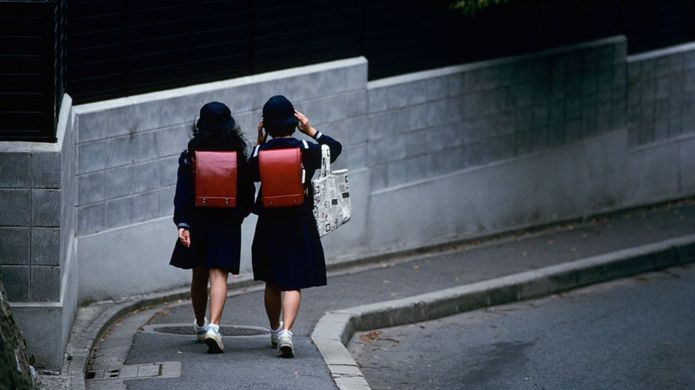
193, 151, 238, 207
259, 148, 305, 207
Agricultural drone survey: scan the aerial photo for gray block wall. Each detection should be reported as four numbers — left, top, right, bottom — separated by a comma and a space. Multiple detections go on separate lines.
71, 57, 369, 300
0, 97, 75, 304
627, 42, 695, 145
72, 58, 368, 238
4, 36, 695, 370
67, 36, 695, 302
363, 37, 627, 193
0, 95, 79, 369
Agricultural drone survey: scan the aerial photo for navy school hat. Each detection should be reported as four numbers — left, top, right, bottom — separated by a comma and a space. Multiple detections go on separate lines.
262, 95, 299, 129
196, 101, 236, 132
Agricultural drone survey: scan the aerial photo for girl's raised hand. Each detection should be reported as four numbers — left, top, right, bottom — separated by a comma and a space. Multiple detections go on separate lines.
257, 119, 267, 145
294, 111, 316, 137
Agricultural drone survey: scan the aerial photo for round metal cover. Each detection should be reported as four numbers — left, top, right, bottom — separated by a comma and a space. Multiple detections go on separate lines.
141, 324, 268, 337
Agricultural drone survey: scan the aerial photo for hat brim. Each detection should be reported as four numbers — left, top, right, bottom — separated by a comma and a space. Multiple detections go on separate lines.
264, 116, 299, 129
196, 116, 236, 132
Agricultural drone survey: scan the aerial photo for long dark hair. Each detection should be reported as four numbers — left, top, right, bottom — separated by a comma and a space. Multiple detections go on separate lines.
187, 122, 249, 161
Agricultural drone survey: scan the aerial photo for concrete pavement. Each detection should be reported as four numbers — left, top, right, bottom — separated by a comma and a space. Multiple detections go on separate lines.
44, 199, 695, 389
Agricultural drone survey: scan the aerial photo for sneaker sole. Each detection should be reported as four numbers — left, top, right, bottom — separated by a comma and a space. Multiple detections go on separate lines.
279, 345, 294, 358
205, 338, 224, 354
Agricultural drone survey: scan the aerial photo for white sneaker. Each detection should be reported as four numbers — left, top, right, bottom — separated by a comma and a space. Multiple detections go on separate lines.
194, 317, 208, 343
204, 324, 224, 354
270, 321, 284, 348
277, 329, 294, 358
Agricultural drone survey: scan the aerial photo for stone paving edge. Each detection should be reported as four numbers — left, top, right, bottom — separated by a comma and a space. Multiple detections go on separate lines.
310, 234, 695, 390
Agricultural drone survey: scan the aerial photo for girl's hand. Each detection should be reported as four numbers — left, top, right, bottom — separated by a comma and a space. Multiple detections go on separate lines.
295, 111, 317, 138
178, 228, 191, 247
257, 119, 267, 145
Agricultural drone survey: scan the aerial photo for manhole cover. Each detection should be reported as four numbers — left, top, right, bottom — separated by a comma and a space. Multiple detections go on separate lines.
140, 324, 268, 337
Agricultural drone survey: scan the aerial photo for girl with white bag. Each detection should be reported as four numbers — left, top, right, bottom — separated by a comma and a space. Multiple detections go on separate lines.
249, 95, 343, 358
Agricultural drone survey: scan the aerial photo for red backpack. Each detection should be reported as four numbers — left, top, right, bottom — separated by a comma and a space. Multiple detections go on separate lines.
193, 151, 238, 208
258, 147, 305, 207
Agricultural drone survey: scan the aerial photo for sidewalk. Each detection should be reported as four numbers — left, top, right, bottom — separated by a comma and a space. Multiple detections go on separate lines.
78, 200, 695, 390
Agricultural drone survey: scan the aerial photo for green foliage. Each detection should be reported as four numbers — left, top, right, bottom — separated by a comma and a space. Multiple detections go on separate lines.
450, 0, 513, 15
452, 0, 695, 15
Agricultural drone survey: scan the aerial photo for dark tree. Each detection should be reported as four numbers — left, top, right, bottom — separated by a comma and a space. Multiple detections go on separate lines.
0, 282, 35, 389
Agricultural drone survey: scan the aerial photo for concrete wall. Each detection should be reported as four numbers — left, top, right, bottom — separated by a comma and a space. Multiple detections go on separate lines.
626, 42, 695, 145
4, 35, 695, 368
337, 37, 628, 256
326, 36, 695, 257
70, 58, 367, 301
67, 36, 695, 303
620, 43, 695, 203
0, 95, 79, 369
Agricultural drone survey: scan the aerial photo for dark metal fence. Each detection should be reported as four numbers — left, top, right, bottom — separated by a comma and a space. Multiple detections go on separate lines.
0, 1, 64, 142
66, 0, 356, 102
1, 0, 695, 142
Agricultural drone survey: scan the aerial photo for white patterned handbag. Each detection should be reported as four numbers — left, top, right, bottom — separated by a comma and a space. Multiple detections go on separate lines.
312, 144, 351, 237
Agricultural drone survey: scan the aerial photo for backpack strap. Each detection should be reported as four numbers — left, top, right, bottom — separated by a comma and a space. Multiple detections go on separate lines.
300, 142, 309, 183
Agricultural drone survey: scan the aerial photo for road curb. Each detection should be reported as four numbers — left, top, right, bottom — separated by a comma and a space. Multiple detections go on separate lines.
311, 234, 695, 390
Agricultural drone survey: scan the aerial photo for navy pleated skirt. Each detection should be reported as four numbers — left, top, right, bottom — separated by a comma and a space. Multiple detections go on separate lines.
251, 207, 326, 290
170, 213, 243, 274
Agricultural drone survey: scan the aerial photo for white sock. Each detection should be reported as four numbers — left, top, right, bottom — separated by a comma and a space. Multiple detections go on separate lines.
195, 317, 208, 329
208, 323, 220, 332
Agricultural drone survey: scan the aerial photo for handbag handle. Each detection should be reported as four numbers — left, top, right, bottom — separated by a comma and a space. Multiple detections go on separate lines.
320, 144, 331, 178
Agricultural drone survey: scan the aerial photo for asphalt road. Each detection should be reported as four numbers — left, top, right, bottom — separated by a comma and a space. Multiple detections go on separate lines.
350, 265, 695, 390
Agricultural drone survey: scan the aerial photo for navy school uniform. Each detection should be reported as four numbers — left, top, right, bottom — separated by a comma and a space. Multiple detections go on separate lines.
249, 131, 342, 290
169, 150, 255, 273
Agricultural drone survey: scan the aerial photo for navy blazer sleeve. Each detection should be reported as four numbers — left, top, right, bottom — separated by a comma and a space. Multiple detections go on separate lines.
173, 151, 194, 229
303, 131, 342, 170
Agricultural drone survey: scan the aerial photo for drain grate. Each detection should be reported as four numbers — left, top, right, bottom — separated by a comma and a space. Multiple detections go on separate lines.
140, 323, 268, 337
86, 361, 180, 381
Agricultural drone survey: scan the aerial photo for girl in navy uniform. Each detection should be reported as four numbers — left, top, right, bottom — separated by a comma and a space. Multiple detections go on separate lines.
170, 101, 255, 353
249, 95, 342, 358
